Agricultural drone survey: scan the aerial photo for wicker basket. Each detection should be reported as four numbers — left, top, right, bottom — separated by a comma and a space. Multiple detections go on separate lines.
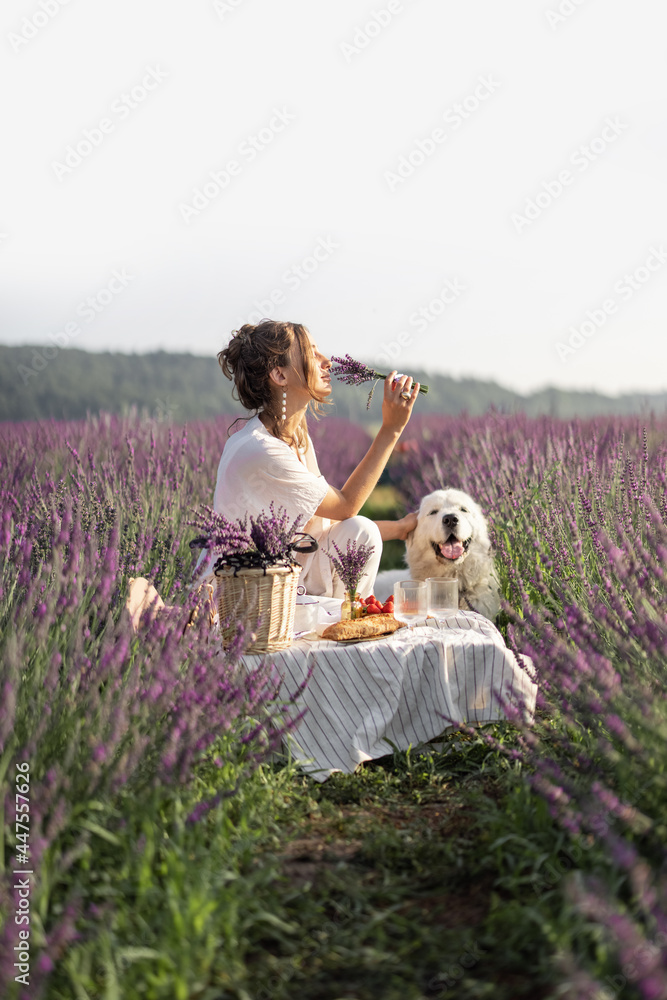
214, 564, 302, 653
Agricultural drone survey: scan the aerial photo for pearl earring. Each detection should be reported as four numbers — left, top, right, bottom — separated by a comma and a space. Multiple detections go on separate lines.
281, 389, 287, 421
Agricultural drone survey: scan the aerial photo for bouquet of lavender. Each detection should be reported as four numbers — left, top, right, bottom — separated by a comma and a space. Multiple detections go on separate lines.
326, 537, 376, 598
190, 502, 313, 573
330, 354, 429, 409
248, 504, 305, 563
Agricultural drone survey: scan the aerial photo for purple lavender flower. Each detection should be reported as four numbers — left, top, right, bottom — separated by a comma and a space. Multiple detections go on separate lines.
3, 404, 667, 998
189, 505, 253, 559
307, 418, 372, 486
330, 354, 429, 408
190, 502, 305, 569
329, 355, 380, 387
248, 503, 304, 563
326, 537, 375, 596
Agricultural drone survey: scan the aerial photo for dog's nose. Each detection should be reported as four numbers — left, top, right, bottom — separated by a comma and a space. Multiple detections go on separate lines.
442, 514, 458, 529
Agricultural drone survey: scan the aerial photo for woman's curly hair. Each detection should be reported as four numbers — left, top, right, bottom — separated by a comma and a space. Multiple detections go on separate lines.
218, 320, 330, 450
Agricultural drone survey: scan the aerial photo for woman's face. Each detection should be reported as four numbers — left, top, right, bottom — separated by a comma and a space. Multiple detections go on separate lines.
289, 332, 332, 398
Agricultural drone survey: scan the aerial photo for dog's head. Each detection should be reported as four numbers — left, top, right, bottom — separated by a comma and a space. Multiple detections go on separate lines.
406, 488, 490, 574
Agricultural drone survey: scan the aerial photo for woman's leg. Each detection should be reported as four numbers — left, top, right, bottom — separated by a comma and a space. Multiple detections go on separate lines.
125, 577, 165, 630
322, 516, 383, 599
125, 578, 216, 633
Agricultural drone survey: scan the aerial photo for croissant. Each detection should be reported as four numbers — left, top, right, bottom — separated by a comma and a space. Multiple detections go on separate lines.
321, 614, 406, 641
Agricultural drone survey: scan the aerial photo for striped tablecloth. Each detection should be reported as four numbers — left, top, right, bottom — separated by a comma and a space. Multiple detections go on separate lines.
246, 608, 537, 781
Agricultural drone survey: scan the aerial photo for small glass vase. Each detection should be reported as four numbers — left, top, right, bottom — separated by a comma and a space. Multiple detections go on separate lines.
341, 590, 363, 620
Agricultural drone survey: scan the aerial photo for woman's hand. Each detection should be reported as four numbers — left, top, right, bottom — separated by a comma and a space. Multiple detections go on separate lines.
381, 372, 420, 436
395, 511, 418, 539
375, 512, 418, 541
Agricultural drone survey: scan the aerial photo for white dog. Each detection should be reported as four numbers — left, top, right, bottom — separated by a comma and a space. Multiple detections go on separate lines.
374, 488, 501, 620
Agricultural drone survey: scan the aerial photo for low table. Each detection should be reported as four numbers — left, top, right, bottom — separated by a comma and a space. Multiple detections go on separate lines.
245, 607, 538, 781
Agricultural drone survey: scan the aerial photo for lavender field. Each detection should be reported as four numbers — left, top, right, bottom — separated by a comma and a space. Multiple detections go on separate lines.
1, 411, 666, 1000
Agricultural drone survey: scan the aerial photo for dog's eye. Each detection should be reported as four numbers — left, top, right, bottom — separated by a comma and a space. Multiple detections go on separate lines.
460, 507, 469, 513
429, 509, 439, 516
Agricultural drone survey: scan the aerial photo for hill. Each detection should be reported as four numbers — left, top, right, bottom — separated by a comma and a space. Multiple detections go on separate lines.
1, 344, 666, 423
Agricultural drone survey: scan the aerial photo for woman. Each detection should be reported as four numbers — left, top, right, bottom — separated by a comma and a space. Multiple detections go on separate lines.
213, 320, 419, 598
127, 319, 419, 627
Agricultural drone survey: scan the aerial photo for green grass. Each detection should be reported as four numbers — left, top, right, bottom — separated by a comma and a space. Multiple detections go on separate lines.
41, 721, 632, 1000
360, 485, 408, 573
237, 725, 618, 1000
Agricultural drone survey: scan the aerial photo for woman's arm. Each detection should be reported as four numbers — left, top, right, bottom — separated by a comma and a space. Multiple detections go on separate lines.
315, 373, 420, 521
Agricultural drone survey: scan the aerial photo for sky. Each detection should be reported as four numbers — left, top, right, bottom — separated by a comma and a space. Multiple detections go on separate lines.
2, 0, 667, 396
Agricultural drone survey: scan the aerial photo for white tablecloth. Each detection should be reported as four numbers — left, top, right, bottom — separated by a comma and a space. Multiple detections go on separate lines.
245, 607, 538, 781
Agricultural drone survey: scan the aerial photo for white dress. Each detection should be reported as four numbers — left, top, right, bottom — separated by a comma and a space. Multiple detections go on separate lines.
213, 414, 381, 598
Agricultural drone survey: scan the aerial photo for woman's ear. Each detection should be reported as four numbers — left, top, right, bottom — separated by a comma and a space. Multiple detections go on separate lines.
268, 366, 288, 387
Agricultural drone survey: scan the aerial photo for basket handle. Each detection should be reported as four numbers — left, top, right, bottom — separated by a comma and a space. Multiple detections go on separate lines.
188, 535, 210, 551
290, 532, 318, 554
190, 532, 318, 561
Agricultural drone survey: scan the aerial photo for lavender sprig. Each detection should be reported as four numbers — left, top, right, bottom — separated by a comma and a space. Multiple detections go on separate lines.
248, 503, 304, 562
189, 503, 304, 568
330, 354, 429, 409
189, 505, 252, 558
326, 538, 375, 597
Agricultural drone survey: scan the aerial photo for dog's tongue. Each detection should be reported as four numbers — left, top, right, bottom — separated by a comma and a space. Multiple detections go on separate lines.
440, 540, 465, 560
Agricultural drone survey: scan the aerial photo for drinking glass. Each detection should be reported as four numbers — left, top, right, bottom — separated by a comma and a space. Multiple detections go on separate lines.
426, 578, 459, 619
393, 581, 427, 625
293, 596, 319, 636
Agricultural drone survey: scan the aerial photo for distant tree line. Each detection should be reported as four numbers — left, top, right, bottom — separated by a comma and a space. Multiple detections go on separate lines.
1, 344, 666, 424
